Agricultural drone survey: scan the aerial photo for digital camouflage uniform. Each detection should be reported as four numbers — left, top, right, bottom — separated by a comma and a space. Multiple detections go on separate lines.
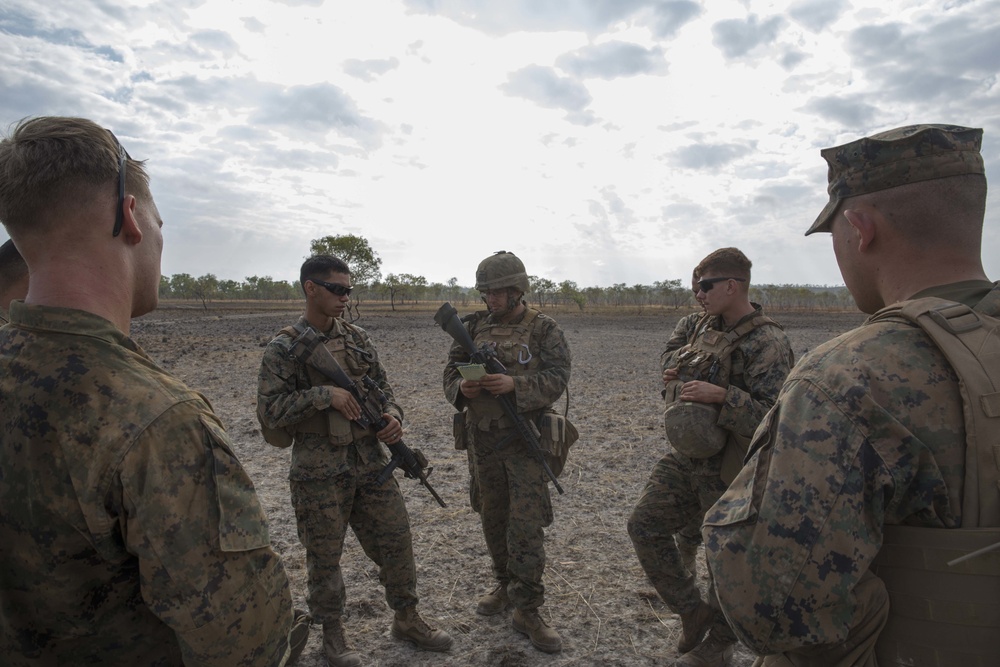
660, 310, 710, 563
703, 282, 1000, 665
0, 303, 293, 667
628, 305, 794, 643
258, 316, 418, 622
444, 307, 571, 611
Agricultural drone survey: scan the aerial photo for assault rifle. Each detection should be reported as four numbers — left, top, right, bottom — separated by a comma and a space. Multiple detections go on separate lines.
433, 302, 564, 494
287, 323, 446, 508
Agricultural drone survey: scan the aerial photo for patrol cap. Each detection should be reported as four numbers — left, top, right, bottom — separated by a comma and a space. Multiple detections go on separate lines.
806, 124, 985, 235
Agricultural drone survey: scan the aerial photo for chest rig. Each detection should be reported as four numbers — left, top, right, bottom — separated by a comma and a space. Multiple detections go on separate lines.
663, 312, 777, 458
295, 322, 377, 445
467, 308, 542, 430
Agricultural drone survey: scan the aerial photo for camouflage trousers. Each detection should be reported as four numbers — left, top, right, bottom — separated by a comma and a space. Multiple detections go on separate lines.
470, 429, 553, 611
289, 448, 418, 623
627, 449, 736, 642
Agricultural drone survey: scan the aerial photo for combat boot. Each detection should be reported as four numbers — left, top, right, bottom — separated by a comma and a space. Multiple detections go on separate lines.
677, 540, 699, 578
390, 606, 453, 651
674, 632, 734, 667
286, 609, 311, 665
512, 608, 562, 654
677, 600, 714, 654
322, 619, 361, 667
476, 582, 510, 616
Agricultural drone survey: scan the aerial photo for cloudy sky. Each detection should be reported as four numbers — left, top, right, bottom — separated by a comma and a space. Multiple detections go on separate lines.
1, 0, 998, 289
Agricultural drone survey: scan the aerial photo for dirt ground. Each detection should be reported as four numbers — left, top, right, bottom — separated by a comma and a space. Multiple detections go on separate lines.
131, 304, 866, 667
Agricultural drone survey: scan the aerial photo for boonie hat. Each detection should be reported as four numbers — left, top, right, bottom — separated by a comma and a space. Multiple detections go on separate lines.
806, 124, 984, 235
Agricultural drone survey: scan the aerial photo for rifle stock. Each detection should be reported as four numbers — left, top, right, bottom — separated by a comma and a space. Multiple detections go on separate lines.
288, 325, 446, 508
434, 302, 564, 494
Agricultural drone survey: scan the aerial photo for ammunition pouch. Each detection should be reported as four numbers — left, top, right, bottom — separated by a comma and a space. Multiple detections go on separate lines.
536, 411, 579, 477
453, 411, 468, 451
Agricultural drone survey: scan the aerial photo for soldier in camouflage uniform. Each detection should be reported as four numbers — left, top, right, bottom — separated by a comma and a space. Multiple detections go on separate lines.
258, 255, 452, 667
0, 238, 28, 324
443, 251, 571, 654
704, 125, 999, 666
628, 248, 794, 667
0, 116, 305, 666
662, 270, 710, 579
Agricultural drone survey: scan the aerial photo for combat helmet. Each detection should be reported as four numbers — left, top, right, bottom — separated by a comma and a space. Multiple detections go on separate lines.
475, 251, 529, 293
663, 400, 728, 458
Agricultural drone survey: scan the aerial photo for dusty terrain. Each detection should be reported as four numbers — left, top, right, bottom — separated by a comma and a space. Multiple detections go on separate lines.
131, 304, 866, 667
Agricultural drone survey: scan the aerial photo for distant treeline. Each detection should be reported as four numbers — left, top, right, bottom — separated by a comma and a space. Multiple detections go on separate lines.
158, 273, 854, 312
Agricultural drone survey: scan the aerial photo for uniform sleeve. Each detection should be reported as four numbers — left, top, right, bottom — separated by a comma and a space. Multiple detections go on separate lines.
118, 401, 293, 666
257, 336, 332, 430
703, 377, 892, 654
661, 313, 696, 370
716, 328, 794, 440
512, 317, 571, 413
444, 329, 473, 410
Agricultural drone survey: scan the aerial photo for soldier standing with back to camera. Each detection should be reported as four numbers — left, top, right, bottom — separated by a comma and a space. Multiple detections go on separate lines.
704, 124, 1000, 666
0, 116, 305, 666
257, 254, 452, 667
444, 251, 571, 654
628, 247, 794, 667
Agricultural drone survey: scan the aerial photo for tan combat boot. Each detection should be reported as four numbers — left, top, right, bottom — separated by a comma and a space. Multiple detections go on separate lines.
476, 582, 510, 616
512, 608, 562, 654
677, 600, 714, 654
674, 632, 735, 667
286, 609, 311, 665
322, 619, 361, 667
390, 606, 453, 651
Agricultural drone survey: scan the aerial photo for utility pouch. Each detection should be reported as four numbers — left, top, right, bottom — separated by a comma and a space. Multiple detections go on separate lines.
453, 411, 468, 451
537, 411, 580, 477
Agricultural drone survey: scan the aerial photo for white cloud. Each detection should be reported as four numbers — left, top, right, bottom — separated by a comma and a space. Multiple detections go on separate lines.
0, 0, 998, 291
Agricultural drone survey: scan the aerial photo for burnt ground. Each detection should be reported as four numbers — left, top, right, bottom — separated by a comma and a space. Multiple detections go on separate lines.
131, 305, 866, 667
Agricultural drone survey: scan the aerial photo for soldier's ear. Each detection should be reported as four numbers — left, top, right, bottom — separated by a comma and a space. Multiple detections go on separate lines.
842, 207, 878, 253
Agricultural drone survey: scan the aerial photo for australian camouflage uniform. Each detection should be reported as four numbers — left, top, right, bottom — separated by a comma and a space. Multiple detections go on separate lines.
257, 316, 419, 622
704, 282, 1000, 667
0, 303, 293, 666
628, 305, 794, 643
444, 307, 571, 612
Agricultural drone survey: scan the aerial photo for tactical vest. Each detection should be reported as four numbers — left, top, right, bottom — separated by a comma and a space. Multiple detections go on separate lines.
868, 297, 1000, 666
663, 312, 779, 460
466, 308, 544, 431
258, 320, 375, 447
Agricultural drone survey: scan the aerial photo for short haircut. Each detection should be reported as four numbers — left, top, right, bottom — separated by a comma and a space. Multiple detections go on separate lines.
861, 173, 987, 252
697, 247, 752, 284
0, 117, 150, 235
0, 238, 27, 286
300, 255, 350, 295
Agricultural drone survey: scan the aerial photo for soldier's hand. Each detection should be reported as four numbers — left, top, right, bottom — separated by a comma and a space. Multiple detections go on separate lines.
679, 380, 726, 404
480, 373, 515, 396
376, 415, 403, 444
662, 367, 679, 386
460, 379, 483, 399
330, 387, 362, 420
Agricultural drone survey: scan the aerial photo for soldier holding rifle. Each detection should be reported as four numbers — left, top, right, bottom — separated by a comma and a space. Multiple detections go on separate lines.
442, 250, 572, 654
257, 254, 452, 667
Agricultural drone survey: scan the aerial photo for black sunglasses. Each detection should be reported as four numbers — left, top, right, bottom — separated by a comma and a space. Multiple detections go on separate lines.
108, 130, 130, 237
310, 279, 353, 297
698, 276, 746, 292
